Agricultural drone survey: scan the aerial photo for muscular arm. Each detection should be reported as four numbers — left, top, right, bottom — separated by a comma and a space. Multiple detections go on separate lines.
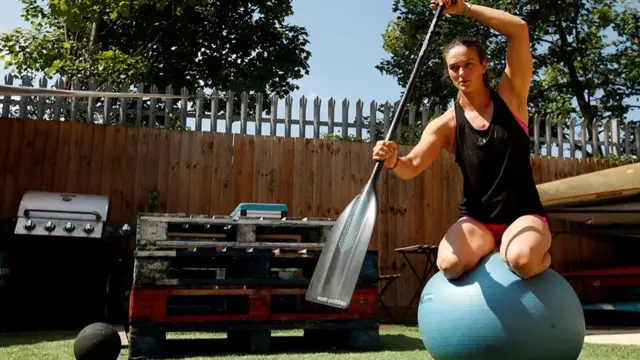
389, 109, 455, 180
464, 3, 533, 115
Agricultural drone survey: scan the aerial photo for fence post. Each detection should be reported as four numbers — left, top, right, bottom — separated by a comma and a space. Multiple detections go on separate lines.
135, 83, 144, 126
636, 123, 640, 156
239, 91, 248, 135
383, 102, 391, 140
313, 97, 321, 139
556, 117, 564, 157
1, 74, 13, 118
327, 97, 335, 137
624, 122, 631, 155
580, 120, 587, 158
298, 96, 306, 138
341, 98, 349, 139
568, 118, 575, 158
611, 118, 620, 156
270, 94, 278, 136
285, 95, 293, 138
210, 89, 219, 133
408, 104, 417, 144
533, 115, 541, 155
545, 116, 552, 156
225, 91, 234, 134
369, 101, 377, 143
37, 77, 48, 120
195, 89, 204, 132
355, 99, 363, 140
165, 85, 174, 128
603, 119, 610, 157
591, 119, 599, 157
255, 92, 262, 136
149, 85, 158, 128
19, 75, 31, 119
119, 83, 128, 124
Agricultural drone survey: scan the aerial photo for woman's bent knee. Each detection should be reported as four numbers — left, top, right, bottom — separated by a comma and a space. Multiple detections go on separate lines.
505, 246, 549, 279
437, 253, 471, 280
501, 215, 553, 279
436, 219, 496, 280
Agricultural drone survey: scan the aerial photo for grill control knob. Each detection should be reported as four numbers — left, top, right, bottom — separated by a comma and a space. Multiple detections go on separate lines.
63, 222, 75, 233
24, 220, 36, 231
121, 224, 131, 234
83, 224, 95, 234
44, 221, 56, 232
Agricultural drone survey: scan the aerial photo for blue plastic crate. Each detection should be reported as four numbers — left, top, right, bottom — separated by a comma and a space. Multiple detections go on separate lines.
230, 203, 288, 219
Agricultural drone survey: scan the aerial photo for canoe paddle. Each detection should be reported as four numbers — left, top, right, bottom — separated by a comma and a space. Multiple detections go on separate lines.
305, 1, 454, 309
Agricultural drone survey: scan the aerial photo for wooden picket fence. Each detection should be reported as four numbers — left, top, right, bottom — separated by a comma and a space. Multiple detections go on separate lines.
1, 116, 637, 321
1, 74, 639, 159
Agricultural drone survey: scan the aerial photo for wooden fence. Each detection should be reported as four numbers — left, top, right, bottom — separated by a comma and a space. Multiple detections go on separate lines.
2, 74, 639, 159
2, 117, 638, 320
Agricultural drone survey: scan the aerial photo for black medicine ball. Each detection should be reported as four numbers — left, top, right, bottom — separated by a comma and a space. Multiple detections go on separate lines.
74, 322, 122, 360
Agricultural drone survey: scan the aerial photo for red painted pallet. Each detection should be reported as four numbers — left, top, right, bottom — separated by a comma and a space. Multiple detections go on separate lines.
129, 286, 378, 324
563, 266, 640, 287
563, 266, 640, 278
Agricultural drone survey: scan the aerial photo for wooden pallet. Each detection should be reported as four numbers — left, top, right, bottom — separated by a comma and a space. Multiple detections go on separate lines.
129, 212, 382, 358
136, 213, 337, 248
132, 245, 379, 288
128, 318, 380, 358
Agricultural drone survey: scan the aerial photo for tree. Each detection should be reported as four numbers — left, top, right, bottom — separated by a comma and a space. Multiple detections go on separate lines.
376, 0, 640, 156
0, 0, 311, 124
99, 0, 311, 97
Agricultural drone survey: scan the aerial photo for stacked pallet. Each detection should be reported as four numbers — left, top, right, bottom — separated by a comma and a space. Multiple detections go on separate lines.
128, 206, 380, 358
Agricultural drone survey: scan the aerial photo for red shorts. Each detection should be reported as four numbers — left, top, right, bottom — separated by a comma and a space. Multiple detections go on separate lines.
458, 215, 550, 242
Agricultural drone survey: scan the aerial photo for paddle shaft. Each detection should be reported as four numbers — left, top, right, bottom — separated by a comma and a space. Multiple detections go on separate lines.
305, 1, 454, 310
370, 2, 451, 184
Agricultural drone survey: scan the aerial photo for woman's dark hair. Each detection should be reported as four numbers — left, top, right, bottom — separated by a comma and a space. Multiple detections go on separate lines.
442, 36, 490, 88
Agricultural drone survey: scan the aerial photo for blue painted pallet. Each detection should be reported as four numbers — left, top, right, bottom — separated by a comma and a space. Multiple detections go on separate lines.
583, 302, 640, 312
133, 247, 379, 287
128, 318, 380, 357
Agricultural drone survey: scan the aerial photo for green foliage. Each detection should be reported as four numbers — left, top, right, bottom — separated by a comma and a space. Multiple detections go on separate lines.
376, 0, 640, 156
0, 0, 158, 86
153, 116, 192, 131
398, 120, 426, 146
98, 0, 311, 97
320, 133, 365, 142
0, 0, 311, 100
147, 185, 162, 212
593, 153, 639, 166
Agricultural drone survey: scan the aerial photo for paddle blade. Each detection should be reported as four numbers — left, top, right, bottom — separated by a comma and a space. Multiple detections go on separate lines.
305, 184, 378, 309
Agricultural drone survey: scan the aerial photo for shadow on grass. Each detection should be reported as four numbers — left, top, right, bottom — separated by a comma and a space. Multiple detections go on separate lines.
380, 334, 425, 351
0, 330, 77, 347
160, 332, 425, 358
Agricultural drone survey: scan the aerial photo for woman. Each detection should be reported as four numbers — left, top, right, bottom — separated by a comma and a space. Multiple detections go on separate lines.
372, 0, 551, 280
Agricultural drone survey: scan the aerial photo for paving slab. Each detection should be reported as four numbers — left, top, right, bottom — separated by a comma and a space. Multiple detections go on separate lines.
584, 327, 640, 345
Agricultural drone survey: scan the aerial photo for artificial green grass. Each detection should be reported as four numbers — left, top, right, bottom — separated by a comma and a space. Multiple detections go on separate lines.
1, 326, 640, 359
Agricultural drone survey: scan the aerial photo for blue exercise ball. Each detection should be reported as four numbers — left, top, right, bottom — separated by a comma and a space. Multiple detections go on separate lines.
417, 252, 585, 360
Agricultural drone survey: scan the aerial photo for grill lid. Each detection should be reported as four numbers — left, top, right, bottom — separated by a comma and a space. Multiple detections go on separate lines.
17, 191, 109, 221
14, 191, 115, 238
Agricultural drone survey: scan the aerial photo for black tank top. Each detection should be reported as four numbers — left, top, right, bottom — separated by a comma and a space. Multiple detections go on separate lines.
453, 89, 546, 224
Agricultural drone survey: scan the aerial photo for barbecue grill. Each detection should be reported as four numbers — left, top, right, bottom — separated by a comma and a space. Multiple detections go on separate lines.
14, 191, 132, 238
2, 191, 135, 330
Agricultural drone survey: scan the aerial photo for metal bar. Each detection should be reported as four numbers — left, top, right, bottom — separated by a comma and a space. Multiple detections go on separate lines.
0, 84, 189, 99
23, 208, 102, 220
